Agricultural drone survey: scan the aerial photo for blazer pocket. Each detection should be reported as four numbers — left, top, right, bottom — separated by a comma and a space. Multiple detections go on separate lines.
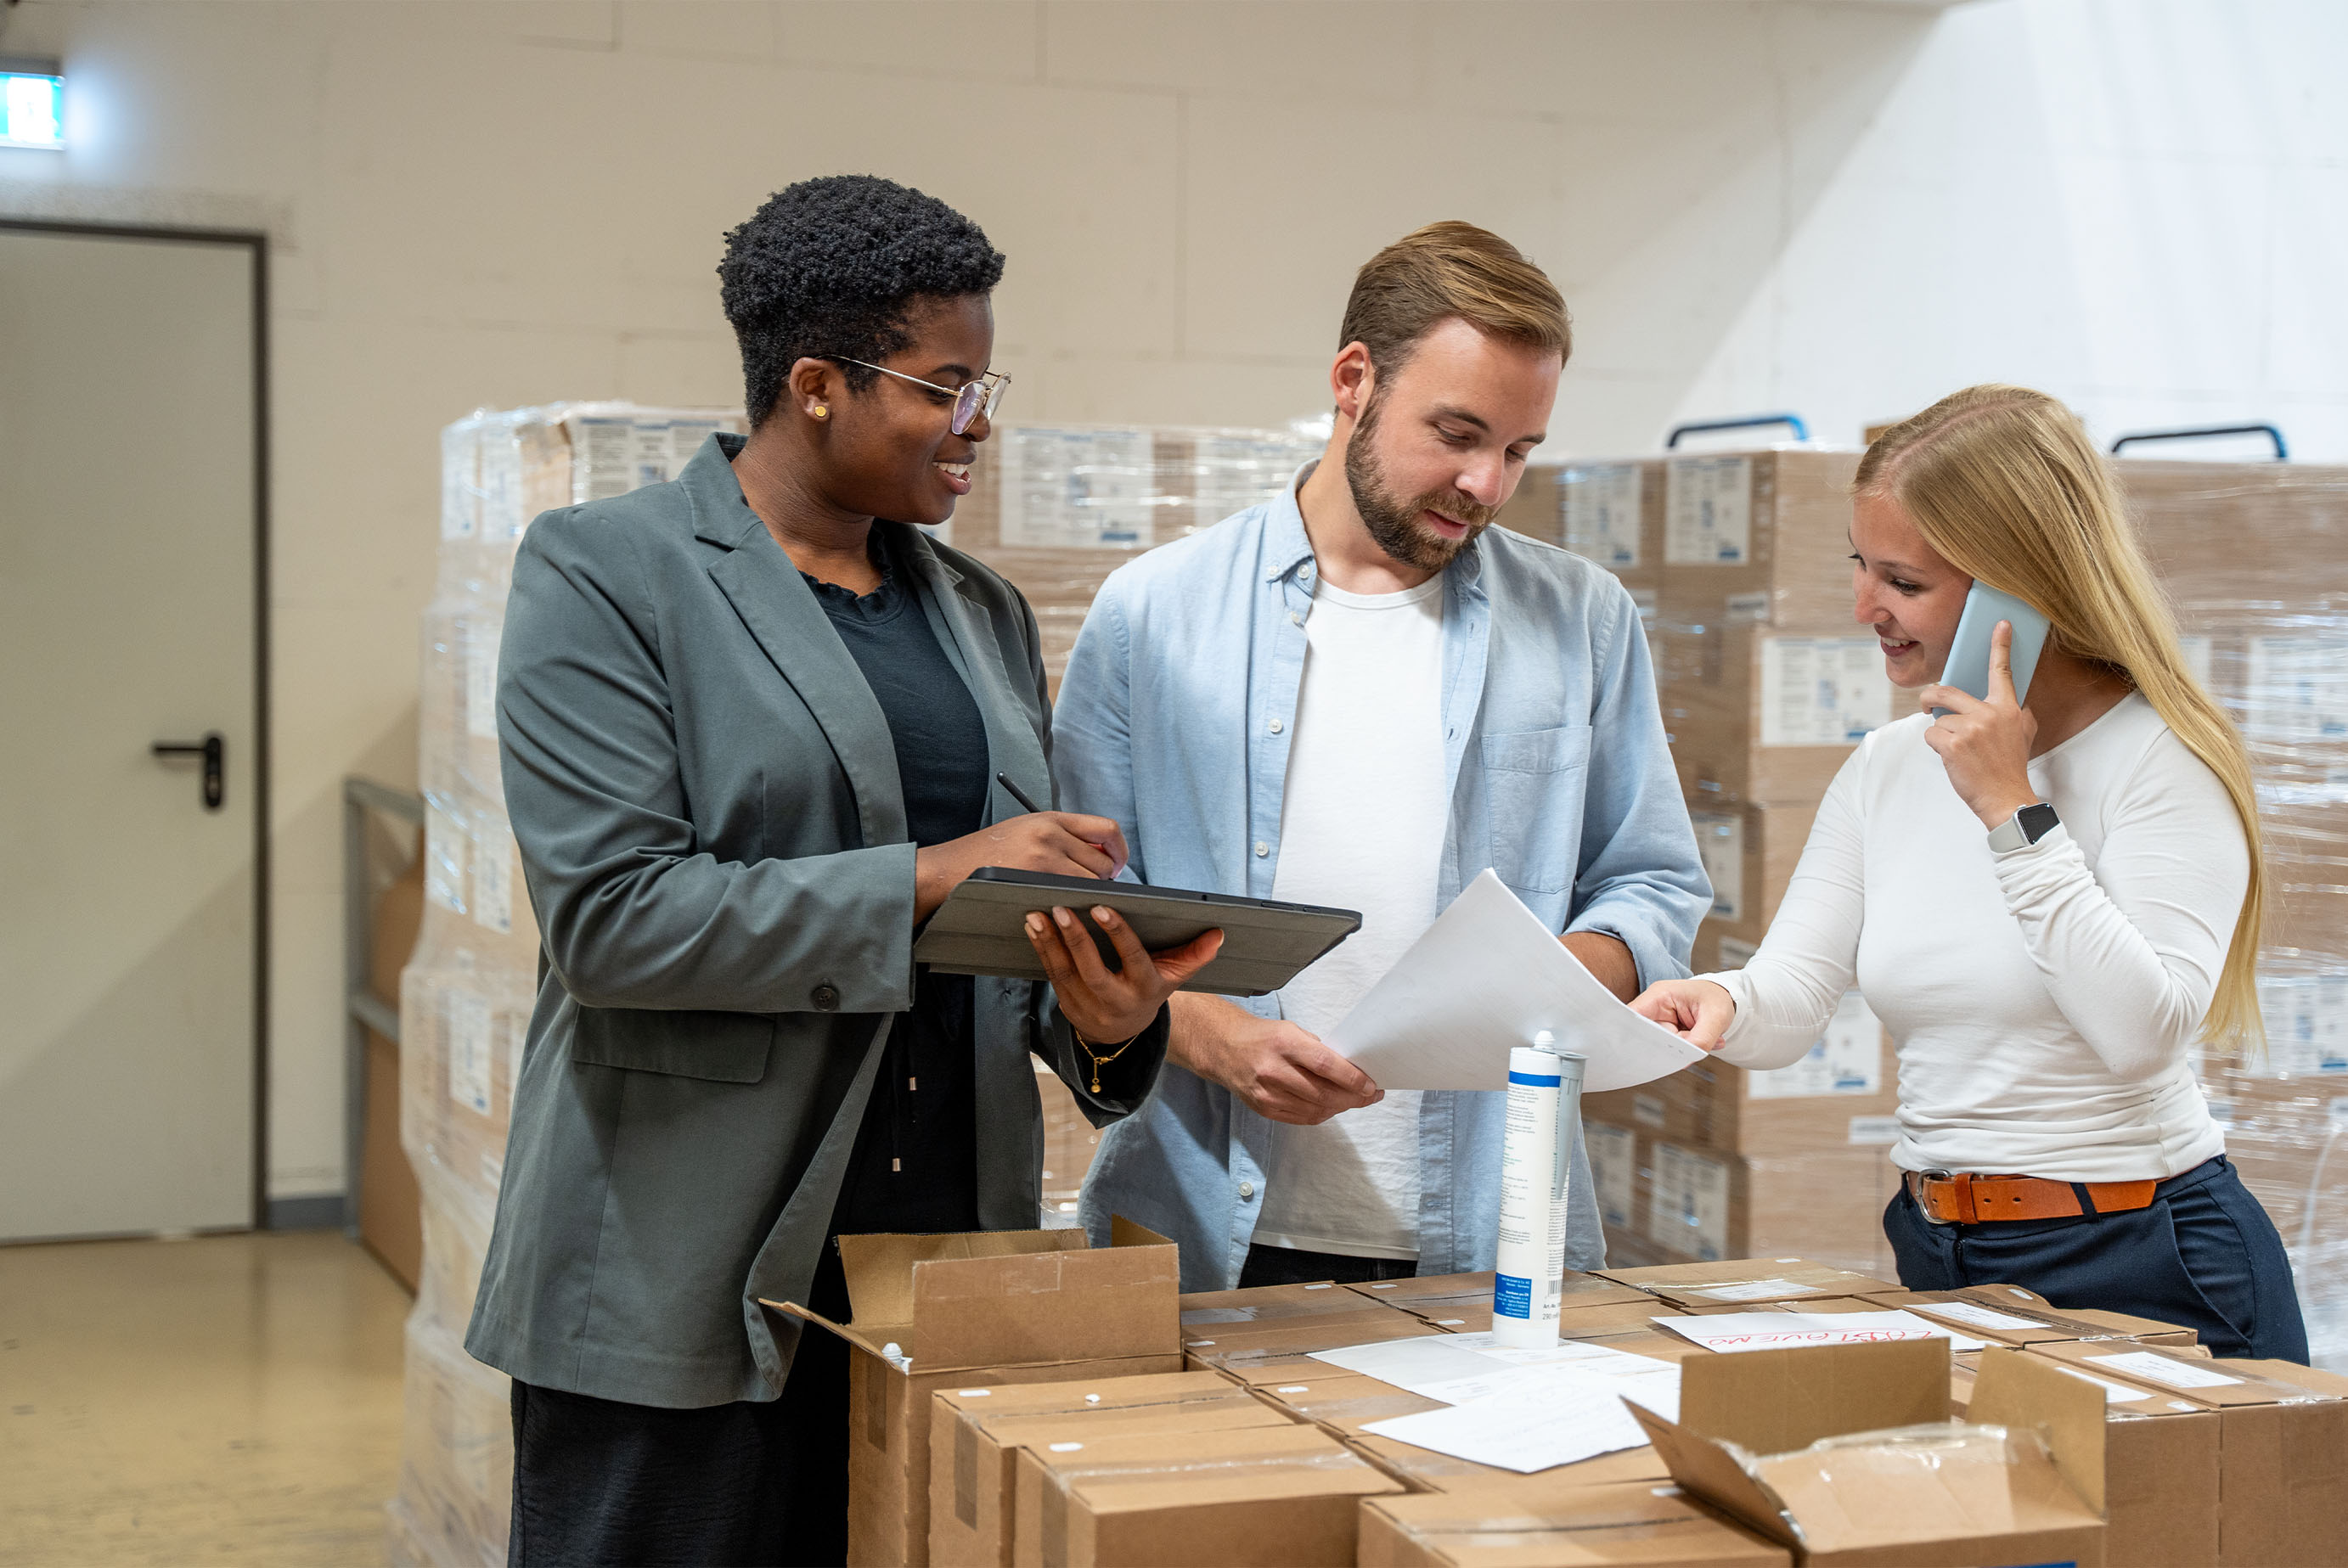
1481, 724, 1594, 895
570, 1006, 774, 1084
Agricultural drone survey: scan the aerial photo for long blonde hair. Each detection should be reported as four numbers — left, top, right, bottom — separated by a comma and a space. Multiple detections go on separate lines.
1855, 385, 2266, 1049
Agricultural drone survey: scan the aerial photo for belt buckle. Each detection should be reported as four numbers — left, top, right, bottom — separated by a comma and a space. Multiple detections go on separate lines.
1915, 1168, 1957, 1227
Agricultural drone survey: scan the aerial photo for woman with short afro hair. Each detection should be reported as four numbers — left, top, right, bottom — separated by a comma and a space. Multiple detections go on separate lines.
465, 175, 1218, 1566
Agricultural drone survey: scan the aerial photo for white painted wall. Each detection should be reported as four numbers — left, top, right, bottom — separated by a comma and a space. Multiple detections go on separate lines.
0, 0, 2337, 1200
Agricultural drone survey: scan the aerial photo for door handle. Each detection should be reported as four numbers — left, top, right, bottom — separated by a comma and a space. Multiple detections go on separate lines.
152, 733, 226, 811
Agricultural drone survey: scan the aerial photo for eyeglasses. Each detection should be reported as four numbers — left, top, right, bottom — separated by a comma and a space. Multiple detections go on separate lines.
833, 357, 1010, 436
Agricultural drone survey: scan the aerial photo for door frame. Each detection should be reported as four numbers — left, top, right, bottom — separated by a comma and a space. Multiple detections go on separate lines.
0, 218, 271, 1231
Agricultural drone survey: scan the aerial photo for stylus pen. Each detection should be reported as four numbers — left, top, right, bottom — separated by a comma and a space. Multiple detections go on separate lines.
998, 772, 1123, 878
995, 772, 1045, 815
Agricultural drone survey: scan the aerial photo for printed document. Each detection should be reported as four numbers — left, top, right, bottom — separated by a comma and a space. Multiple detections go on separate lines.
1325, 869, 1705, 1091
1653, 1310, 1989, 1354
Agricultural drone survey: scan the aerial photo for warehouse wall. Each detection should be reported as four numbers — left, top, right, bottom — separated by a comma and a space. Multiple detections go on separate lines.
0, 0, 2340, 1203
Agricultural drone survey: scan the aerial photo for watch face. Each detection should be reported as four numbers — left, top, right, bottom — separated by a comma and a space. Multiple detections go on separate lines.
2019, 802, 2060, 843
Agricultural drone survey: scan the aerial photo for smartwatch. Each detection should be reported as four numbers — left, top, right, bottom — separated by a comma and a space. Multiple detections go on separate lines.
1987, 801, 2060, 854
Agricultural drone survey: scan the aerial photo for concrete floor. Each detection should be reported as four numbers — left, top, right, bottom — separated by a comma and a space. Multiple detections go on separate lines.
0, 1230, 411, 1566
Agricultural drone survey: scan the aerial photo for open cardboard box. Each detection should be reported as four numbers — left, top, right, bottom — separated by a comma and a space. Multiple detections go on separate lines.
1011, 1420, 1400, 1568
1624, 1339, 2107, 1565
763, 1218, 1183, 1568
1358, 1479, 1791, 1567
2024, 1340, 2348, 1566
930, 1372, 1294, 1568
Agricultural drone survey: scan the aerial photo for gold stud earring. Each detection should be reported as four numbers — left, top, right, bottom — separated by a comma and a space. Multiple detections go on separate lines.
813, 404, 829, 419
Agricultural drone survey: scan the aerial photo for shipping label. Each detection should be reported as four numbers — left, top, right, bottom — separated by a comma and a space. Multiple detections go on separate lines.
425, 801, 469, 914
1846, 1115, 1901, 1146
1691, 812, 1743, 923
448, 989, 494, 1116
1562, 464, 1643, 568
569, 416, 637, 504
999, 427, 1157, 548
2259, 971, 2348, 1076
1587, 1121, 1636, 1230
1760, 637, 1895, 746
1664, 457, 1752, 565
1748, 991, 1883, 1099
473, 830, 515, 936
2247, 635, 2348, 746
465, 619, 502, 741
1644, 1142, 1731, 1261
2086, 1351, 2242, 1390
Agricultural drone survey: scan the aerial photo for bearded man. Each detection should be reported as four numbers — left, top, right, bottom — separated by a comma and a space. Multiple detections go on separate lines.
1051, 222, 1710, 1290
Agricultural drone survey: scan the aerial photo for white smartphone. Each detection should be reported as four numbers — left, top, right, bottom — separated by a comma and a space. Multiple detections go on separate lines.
1933, 582, 2051, 717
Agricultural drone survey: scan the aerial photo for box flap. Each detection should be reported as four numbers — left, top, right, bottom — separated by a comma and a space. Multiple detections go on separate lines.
1596, 1258, 1899, 1307
1108, 1215, 1174, 1250
1678, 1338, 1950, 1454
934, 1370, 1231, 1420
909, 1238, 1178, 1368
838, 1228, 1087, 1329
1969, 1346, 2106, 1515
1627, 1401, 1804, 1551
758, 1296, 892, 1361
2031, 1340, 2348, 1409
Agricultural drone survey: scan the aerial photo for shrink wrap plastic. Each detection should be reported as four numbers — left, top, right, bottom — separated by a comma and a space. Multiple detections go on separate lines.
1566, 451, 2348, 1370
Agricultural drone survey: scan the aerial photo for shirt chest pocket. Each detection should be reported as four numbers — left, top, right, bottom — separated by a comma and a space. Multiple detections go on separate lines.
1481, 724, 1593, 896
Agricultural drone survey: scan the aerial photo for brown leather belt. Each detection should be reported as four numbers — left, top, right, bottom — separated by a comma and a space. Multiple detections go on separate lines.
1904, 1169, 2159, 1226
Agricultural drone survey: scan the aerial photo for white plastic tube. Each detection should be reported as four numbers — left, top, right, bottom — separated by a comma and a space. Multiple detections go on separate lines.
1491, 1031, 1587, 1347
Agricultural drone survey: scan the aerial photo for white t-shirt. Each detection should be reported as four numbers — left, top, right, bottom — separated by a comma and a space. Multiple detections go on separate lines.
1253, 574, 1449, 1260
1710, 693, 2242, 1180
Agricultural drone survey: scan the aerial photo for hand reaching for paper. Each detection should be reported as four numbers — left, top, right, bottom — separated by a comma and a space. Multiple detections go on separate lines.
1628, 978, 1737, 1052
1170, 992, 1383, 1124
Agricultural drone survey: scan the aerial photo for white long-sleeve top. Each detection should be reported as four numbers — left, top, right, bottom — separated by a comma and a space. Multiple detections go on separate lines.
1709, 692, 2243, 1180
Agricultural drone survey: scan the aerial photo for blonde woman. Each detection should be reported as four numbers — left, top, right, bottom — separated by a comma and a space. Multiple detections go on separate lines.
1630, 385, 2307, 1360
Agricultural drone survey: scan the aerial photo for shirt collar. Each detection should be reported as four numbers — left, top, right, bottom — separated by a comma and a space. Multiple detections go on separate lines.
1268, 456, 1485, 589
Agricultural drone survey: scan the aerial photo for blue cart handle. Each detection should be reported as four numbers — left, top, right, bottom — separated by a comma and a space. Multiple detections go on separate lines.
1665, 413, 1810, 449
2109, 423, 2288, 462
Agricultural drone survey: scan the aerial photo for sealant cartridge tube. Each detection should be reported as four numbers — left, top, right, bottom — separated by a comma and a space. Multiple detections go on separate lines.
1491, 1030, 1587, 1347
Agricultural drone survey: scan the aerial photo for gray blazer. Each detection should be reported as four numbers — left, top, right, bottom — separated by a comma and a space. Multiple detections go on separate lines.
465, 434, 1166, 1408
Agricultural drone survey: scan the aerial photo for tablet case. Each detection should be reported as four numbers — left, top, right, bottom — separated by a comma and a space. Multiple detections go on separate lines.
913, 868, 1360, 997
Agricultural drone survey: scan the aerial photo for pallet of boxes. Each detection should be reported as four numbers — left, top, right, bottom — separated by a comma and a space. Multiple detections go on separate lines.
391, 403, 742, 1566
807, 1239, 2348, 1566
389, 411, 1319, 1562
1495, 452, 1906, 1278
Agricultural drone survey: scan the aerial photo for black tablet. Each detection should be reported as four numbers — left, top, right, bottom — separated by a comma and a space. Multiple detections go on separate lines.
912, 868, 1360, 997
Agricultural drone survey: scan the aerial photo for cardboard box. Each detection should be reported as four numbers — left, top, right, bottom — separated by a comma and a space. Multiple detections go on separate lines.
766, 1222, 1184, 1568
1557, 460, 1665, 595
1185, 1308, 1445, 1385
1595, 1257, 1900, 1310
1878, 1287, 2199, 1348
1247, 1371, 1445, 1436
1357, 1479, 1789, 1567
931, 1373, 1294, 1568
2025, 1342, 2348, 1566
1180, 1281, 1358, 1322
1345, 1270, 1651, 1323
1630, 1340, 2107, 1566
1343, 1436, 1671, 1500
1011, 1422, 1401, 1567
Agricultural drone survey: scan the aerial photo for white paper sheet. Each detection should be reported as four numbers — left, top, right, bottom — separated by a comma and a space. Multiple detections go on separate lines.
1359, 1362, 1674, 1474
1653, 1311, 1988, 1354
2086, 1351, 2241, 1390
1325, 870, 1707, 1092
1309, 1329, 1678, 1408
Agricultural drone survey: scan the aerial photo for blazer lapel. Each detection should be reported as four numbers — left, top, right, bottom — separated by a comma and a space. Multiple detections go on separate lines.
686, 440, 908, 849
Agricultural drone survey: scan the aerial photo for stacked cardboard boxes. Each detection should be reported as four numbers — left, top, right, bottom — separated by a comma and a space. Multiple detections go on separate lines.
2120, 458, 2348, 1373
1541, 450, 1904, 1278
393, 404, 743, 1566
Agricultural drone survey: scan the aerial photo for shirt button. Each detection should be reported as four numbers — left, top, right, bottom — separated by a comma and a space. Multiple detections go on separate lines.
1253, 840, 1269, 857
1239, 1182, 1255, 1200
1289, 611, 1304, 627
812, 983, 841, 1012
1268, 718, 1284, 734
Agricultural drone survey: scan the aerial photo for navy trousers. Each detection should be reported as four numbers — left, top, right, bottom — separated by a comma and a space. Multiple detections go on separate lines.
1883, 1154, 2309, 1362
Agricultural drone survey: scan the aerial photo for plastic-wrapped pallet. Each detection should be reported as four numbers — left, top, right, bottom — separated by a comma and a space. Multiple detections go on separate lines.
392, 403, 743, 1568
2122, 457, 2348, 1372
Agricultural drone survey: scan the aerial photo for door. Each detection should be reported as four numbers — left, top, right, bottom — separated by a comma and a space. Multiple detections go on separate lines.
0, 223, 262, 1240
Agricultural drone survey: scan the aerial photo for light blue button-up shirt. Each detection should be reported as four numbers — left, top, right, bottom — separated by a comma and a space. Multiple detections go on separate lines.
1053, 465, 1710, 1290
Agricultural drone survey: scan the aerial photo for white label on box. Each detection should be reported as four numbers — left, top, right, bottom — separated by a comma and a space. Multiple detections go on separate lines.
1692, 1277, 1813, 1303
1645, 1143, 1731, 1262
473, 832, 515, 935
425, 802, 469, 913
1716, 937, 1759, 970
999, 426, 1157, 548
1912, 1301, 2044, 1332
1725, 591, 1771, 625
1847, 1115, 1901, 1146
1748, 992, 1883, 1099
1760, 638, 1895, 746
2257, 972, 2348, 1076
1587, 1121, 1636, 1230
2054, 1365, 2164, 1405
448, 991, 493, 1116
1691, 811, 1743, 923
2247, 635, 2348, 747
1631, 1093, 1668, 1130
570, 416, 638, 504
628, 419, 674, 490
667, 419, 720, 472
465, 621, 502, 740
2178, 634, 2215, 693
2087, 1351, 2243, 1390
1562, 464, 1644, 568
1665, 456, 1752, 565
